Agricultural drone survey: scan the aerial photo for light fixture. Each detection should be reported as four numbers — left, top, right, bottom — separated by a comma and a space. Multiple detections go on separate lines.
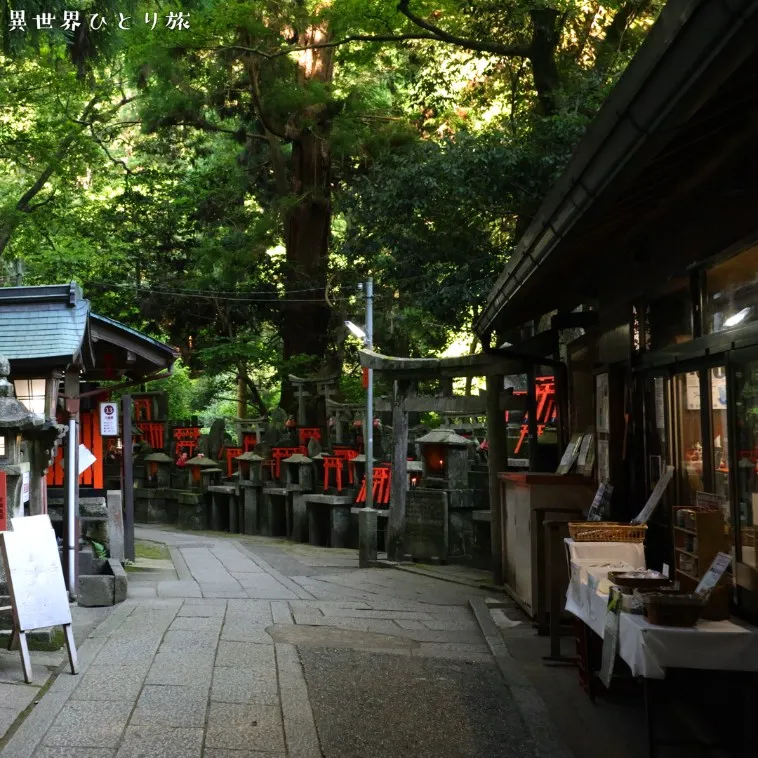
345, 321, 367, 341
724, 307, 752, 328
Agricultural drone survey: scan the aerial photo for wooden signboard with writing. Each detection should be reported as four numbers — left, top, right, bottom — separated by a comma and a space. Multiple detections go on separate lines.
0, 515, 78, 683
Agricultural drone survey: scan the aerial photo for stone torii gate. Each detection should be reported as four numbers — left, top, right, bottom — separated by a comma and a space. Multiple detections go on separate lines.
357, 348, 568, 582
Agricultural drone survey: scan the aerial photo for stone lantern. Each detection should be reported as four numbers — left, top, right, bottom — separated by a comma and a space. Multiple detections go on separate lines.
0, 354, 38, 526
283, 454, 314, 490
415, 430, 473, 490
235, 451, 263, 485
144, 452, 173, 488
185, 455, 223, 492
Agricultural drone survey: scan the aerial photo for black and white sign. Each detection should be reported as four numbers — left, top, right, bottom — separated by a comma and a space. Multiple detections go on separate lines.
100, 402, 119, 437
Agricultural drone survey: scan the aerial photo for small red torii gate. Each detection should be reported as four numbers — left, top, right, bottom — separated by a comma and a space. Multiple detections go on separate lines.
507, 376, 556, 455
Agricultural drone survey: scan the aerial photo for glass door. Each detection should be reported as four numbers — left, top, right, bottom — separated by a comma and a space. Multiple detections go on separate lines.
730, 358, 758, 578
673, 371, 705, 508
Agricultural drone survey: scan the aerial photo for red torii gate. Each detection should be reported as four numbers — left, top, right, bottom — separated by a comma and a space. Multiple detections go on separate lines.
507, 376, 556, 455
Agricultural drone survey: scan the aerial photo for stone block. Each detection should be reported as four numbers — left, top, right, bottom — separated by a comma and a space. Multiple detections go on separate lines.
331, 506, 351, 548
404, 488, 448, 562
358, 508, 378, 568
78, 574, 114, 607
290, 492, 308, 543
77, 559, 128, 607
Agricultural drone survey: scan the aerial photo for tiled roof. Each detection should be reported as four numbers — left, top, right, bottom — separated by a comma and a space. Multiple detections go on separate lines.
0, 299, 88, 361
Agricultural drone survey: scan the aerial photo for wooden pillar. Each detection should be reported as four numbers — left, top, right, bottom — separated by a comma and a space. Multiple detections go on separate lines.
486, 373, 506, 585
122, 394, 135, 562
387, 380, 410, 561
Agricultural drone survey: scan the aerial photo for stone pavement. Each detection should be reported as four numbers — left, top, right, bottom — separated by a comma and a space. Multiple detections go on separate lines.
0, 526, 570, 758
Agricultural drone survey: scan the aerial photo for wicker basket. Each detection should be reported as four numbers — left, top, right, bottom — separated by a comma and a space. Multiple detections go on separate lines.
641, 591, 703, 627
568, 522, 647, 543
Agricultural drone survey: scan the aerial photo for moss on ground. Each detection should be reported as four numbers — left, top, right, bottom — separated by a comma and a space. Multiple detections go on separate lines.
134, 540, 171, 561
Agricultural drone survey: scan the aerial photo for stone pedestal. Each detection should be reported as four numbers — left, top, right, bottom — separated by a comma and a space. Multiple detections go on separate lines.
240, 481, 262, 535
208, 485, 241, 533
358, 507, 378, 568
176, 490, 207, 530
262, 487, 288, 537
289, 489, 309, 543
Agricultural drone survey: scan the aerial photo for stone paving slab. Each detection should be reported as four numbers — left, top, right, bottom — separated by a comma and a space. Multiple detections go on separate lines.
205, 702, 285, 752
115, 725, 204, 758
41, 700, 133, 749
204, 751, 285, 758
145, 651, 215, 687
130, 685, 209, 728
69, 663, 150, 702
176, 602, 228, 618
169, 615, 224, 632
0, 683, 38, 712
215, 641, 277, 670
33, 748, 117, 758
211, 666, 279, 705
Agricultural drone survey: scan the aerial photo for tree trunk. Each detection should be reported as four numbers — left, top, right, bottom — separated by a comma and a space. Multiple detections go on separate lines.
279, 24, 335, 411
237, 367, 247, 418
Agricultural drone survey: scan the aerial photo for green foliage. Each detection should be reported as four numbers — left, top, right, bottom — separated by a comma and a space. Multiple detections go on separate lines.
1, 0, 664, 417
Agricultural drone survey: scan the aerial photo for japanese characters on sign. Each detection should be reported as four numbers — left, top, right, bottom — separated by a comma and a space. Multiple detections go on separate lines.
8, 10, 190, 32
100, 402, 119, 437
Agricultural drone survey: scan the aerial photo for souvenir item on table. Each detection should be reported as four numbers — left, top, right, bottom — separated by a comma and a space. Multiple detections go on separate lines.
569, 522, 647, 542
607, 569, 671, 592
640, 590, 704, 627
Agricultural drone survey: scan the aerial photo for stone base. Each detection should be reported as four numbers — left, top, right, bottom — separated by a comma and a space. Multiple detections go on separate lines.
77, 558, 128, 607
175, 491, 208, 531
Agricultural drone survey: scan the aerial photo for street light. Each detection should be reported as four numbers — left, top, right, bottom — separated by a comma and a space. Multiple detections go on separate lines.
345, 279, 375, 565
345, 321, 367, 340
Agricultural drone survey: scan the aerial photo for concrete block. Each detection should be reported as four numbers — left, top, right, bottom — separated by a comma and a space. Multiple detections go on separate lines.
106, 491, 125, 561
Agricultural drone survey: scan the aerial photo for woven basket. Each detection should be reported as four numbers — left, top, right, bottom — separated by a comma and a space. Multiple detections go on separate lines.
568, 522, 647, 543
642, 591, 703, 627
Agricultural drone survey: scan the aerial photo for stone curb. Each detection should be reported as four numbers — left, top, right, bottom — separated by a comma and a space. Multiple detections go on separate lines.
168, 545, 193, 581
468, 596, 575, 758
394, 563, 503, 592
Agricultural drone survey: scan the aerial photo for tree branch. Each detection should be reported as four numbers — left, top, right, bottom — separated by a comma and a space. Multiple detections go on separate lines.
396, 0, 530, 58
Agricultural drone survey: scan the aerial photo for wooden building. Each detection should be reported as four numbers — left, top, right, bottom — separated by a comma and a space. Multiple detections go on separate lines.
476, 0, 758, 620
0, 283, 177, 585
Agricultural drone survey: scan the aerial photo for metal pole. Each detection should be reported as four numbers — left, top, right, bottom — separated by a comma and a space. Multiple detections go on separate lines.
365, 277, 374, 511
122, 394, 135, 562
65, 418, 77, 596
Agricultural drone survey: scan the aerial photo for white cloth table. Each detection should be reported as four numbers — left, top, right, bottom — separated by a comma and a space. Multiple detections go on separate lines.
566, 561, 758, 679
565, 537, 646, 568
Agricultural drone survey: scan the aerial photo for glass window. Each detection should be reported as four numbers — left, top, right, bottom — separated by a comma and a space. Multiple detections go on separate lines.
711, 366, 730, 519
674, 372, 704, 508
733, 361, 758, 569
13, 378, 46, 416
706, 245, 758, 333
648, 279, 692, 350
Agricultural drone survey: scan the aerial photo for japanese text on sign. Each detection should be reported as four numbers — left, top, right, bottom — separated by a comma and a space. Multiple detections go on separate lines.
8, 10, 190, 32
100, 403, 119, 437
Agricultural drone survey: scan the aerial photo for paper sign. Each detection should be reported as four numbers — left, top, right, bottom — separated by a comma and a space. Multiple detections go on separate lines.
557, 433, 584, 475
695, 552, 731, 597
78, 445, 96, 475
631, 466, 674, 524
662, 563, 670, 578
21, 471, 30, 504
599, 588, 622, 689
695, 491, 722, 512
586, 482, 614, 521
100, 402, 119, 437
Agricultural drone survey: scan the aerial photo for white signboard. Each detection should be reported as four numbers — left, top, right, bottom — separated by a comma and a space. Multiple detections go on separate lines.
100, 402, 119, 437
21, 471, 29, 504
0, 516, 72, 632
695, 552, 732, 597
78, 444, 96, 475
631, 465, 675, 524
